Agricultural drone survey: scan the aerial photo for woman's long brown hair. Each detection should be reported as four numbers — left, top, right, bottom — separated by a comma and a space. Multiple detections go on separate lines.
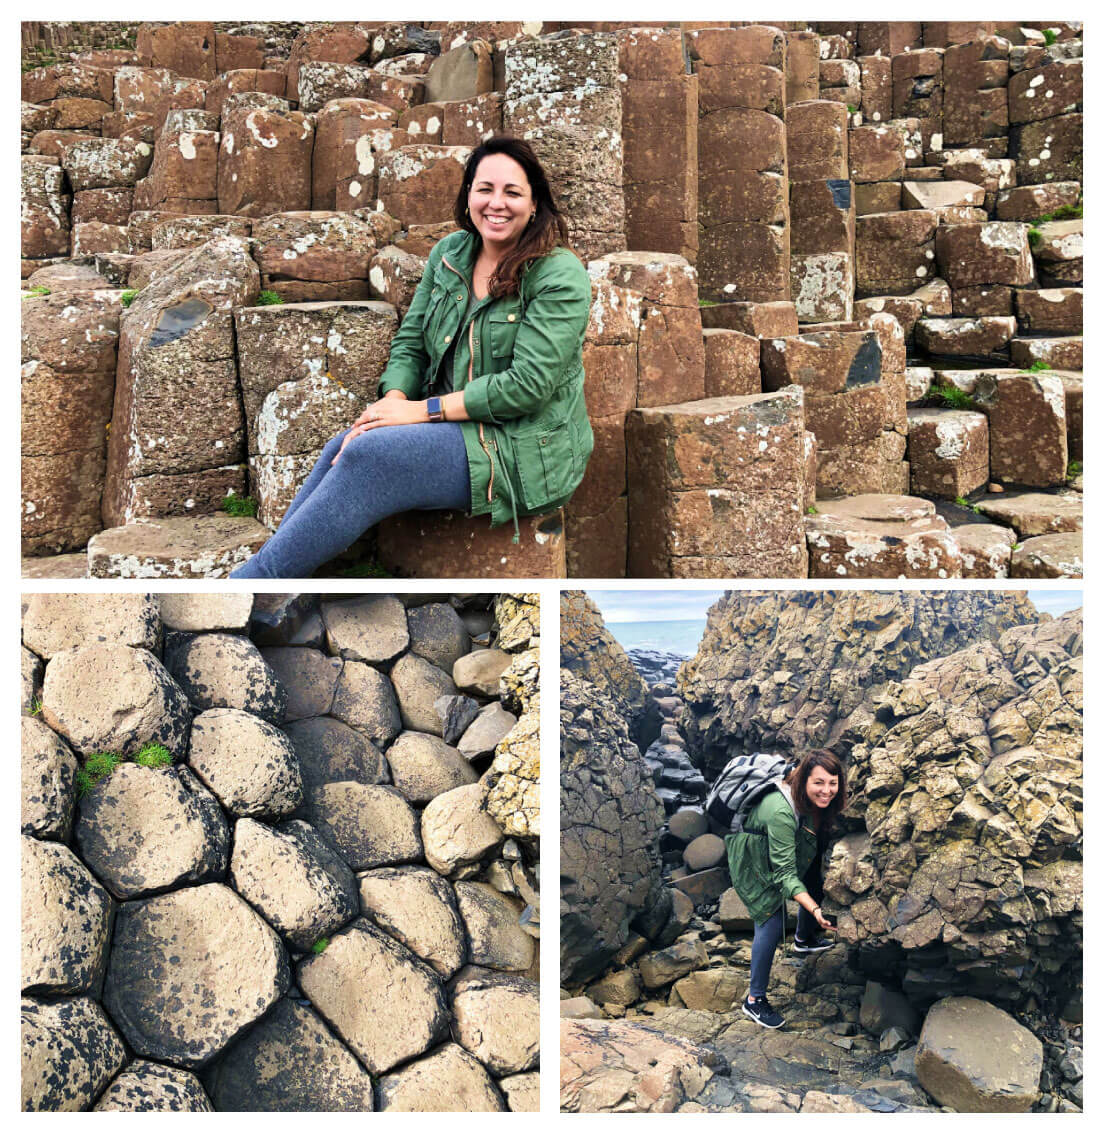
787, 749, 847, 833
453, 135, 571, 297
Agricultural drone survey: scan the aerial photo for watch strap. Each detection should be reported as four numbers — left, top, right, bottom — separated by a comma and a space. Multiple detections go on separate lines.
426, 395, 444, 423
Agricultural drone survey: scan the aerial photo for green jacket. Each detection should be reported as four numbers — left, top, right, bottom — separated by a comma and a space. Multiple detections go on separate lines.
725, 788, 819, 925
377, 229, 594, 535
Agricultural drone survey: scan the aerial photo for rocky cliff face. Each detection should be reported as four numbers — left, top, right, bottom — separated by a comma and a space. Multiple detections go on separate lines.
560, 590, 661, 751
677, 590, 1037, 779
560, 669, 668, 986
826, 608, 1082, 1012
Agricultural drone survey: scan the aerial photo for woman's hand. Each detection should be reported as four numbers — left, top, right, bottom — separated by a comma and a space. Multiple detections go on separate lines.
813, 907, 836, 932
332, 396, 428, 464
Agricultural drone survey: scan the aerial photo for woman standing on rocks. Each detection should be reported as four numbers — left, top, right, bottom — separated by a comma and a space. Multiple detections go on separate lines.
727, 750, 846, 1030
231, 135, 593, 578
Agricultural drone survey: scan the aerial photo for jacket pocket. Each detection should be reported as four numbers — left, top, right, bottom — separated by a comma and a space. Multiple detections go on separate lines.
513, 421, 569, 511
489, 309, 521, 358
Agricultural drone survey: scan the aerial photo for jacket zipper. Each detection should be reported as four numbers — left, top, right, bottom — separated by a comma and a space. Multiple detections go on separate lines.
443, 255, 497, 504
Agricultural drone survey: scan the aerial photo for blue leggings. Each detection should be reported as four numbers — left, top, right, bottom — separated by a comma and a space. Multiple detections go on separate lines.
230, 424, 470, 579
748, 850, 823, 999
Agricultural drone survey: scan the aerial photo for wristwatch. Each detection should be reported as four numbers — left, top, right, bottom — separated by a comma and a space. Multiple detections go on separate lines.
426, 395, 445, 423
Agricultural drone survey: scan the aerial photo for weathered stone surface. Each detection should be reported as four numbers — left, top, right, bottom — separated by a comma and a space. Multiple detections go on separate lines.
229, 818, 358, 950
855, 210, 937, 296
451, 966, 539, 1074
87, 514, 269, 579
683, 833, 725, 872
298, 918, 448, 1075
284, 715, 389, 792
74, 763, 229, 900
386, 730, 478, 802
978, 492, 1081, 538
23, 593, 159, 659
906, 409, 989, 497
860, 981, 919, 1038
21, 996, 126, 1112
168, 634, 286, 724
638, 938, 709, 989
407, 602, 471, 670
218, 99, 313, 216
104, 883, 289, 1068
458, 702, 517, 760
561, 591, 660, 749
321, 595, 408, 662
330, 660, 402, 745
560, 1018, 723, 1113
670, 967, 748, 1012
500, 1070, 540, 1111
805, 495, 962, 579
561, 670, 667, 985
206, 997, 373, 1111
1010, 532, 1082, 578
391, 652, 457, 736
94, 1061, 213, 1111
454, 882, 536, 972
589, 967, 643, 1007
21, 716, 78, 841
21, 158, 71, 258
22, 837, 112, 996
377, 1041, 506, 1110
422, 781, 504, 875
358, 865, 466, 977
258, 647, 342, 722
1014, 288, 1082, 334
62, 136, 152, 192
955, 523, 1016, 579
304, 782, 422, 871
915, 997, 1042, 1112
41, 642, 191, 759
377, 144, 471, 225
158, 593, 253, 633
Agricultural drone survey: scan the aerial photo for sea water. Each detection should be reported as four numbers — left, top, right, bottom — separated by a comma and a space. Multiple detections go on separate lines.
604, 618, 707, 659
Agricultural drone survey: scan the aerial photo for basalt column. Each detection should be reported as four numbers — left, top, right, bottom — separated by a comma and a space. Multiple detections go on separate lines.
690, 25, 790, 303
617, 28, 698, 262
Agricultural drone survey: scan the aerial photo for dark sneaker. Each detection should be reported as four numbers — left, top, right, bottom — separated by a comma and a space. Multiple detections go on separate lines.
792, 934, 834, 955
742, 995, 785, 1029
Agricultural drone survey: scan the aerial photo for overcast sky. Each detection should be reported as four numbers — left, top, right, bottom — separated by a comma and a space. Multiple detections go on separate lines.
588, 589, 1081, 623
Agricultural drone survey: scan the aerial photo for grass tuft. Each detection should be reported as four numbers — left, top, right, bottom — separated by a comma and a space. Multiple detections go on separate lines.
135, 742, 172, 767
1021, 360, 1052, 373
335, 559, 392, 579
931, 384, 977, 411
120, 288, 139, 308
311, 937, 330, 954
77, 750, 122, 796
25, 285, 50, 297
256, 290, 284, 306
221, 494, 259, 518
29, 697, 43, 716
1067, 459, 1082, 478
1042, 27, 1058, 46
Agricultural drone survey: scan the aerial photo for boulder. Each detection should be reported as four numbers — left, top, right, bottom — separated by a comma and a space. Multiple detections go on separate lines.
454, 882, 536, 972
205, 998, 374, 1111
499, 1071, 540, 1112
860, 981, 920, 1038
74, 763, 229, 899
167, 634, 286, 723
421, 782, 504, 875
391, 652, 457, 736
104, 884, 290, 1068
298, 919, 449, 1075
21, 997, 126, 1112
229, 818, 359, 951
915, 997, 1043, 1112
407, 602, 471, 670
321, 594, 408, 662
20, 716, 78, 841
683, 833, 725, 872
303, 782, 422, 871
21, 837, 113, 996
376, 1042, 506, 1111
385, 730, 478, 802
1010, 532, 1082, 578
94, 1061, 214, 1111
188, 708, 302, 819
284, 716, 390, 791
450, 966, 540, 1074
259, 647, 343, 721
330, 660, 402, 746
458, 702, 517, 760
22, 593, 159, 658
158, 593, 253, 632
87, 514, 270, 578
41, 642, 191, 759
637, 938, 709, 989
358, 865, 467, 978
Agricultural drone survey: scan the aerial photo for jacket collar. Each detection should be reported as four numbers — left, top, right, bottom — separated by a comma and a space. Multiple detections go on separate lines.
439, 229, 479, 284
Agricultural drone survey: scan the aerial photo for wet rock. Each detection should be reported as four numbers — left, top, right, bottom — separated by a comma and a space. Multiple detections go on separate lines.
321, 594, 409, 662
205, 998, 374, 1111
421, 782, 504, 875
298, 918, 448, 1075
104, 883, 289, 1068
259, 647, 343, 721
21, 837, 113, 996
41, 642, 192, 759
358, 865, 466, 977
22, 593, 160, 658
229, 818, 358, 950
283, 716, 390, 791
21, 996, 126, 1111
376, 1041, 506, 1111
167, 634, 287, 724
21, 716, 78, 841
94, 1061, 214, 1111
385, 730, 478, 802
451, 966, 540, 1074
915, 997, 1042, 1112
330, 660, 402, 746
189, 708, 301, 819
74, 763, 229, 900
303, 782, 422, 871
454, 882, 536, 972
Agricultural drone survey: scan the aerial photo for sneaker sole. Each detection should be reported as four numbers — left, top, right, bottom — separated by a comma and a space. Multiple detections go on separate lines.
791, 944, 834, 955
741, 1002, 786, 1029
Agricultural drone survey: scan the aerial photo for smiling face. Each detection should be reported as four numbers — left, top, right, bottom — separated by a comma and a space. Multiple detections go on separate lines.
806, 765, 839, 810
467, 153, 536, 253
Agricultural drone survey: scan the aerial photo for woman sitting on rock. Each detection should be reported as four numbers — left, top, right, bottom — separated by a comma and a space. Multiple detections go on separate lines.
726, 750, 846, 1030
231, 135, 593, 578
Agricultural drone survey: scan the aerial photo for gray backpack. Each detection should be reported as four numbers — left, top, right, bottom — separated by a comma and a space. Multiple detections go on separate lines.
705, 752, 794, 834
